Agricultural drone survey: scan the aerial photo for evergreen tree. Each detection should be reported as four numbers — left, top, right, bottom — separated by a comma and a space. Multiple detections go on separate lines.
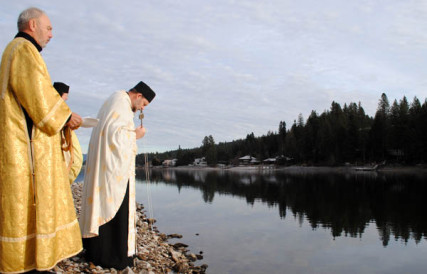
369, 93, 390, 161
278, 121, 287, 156
305, 111, 320, 163
202, 135, 217, 165
407, 97, 423, 162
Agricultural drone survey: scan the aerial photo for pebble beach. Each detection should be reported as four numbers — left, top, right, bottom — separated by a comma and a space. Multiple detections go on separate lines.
53, 183, 207, 274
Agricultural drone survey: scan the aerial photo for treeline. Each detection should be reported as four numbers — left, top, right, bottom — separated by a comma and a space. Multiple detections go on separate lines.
137, 93, 427, 166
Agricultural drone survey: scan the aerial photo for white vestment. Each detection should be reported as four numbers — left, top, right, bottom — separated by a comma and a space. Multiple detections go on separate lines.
80, 91, 137, 256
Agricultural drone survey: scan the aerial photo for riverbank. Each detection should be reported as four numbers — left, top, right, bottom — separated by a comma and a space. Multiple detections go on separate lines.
54, 183, 207, 273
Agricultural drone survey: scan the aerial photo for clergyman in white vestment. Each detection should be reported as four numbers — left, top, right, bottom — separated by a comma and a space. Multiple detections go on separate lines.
80, 81, 156, 269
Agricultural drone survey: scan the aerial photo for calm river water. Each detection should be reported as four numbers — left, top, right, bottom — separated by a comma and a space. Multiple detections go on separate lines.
134, 168, 427, 274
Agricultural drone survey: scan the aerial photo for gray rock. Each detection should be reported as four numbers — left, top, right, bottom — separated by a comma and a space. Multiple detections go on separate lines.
188, 253, 197, 262
121, 266, 135, 274
173, 242, 188, 249
167, 233, 183, 239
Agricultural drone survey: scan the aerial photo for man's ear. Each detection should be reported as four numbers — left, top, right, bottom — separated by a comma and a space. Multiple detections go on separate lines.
28, 18, 37, 32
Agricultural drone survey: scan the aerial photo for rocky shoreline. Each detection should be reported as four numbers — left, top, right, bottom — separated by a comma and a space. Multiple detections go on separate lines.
54, 183, 207, 273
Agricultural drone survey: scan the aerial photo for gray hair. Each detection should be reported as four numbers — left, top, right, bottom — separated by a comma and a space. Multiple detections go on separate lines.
17, 7, 45, 31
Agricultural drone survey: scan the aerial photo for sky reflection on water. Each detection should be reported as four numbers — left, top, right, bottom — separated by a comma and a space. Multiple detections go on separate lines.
135, 169, 427, 274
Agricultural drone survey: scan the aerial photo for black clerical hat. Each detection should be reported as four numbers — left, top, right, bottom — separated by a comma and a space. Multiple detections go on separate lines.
132, 81, 156, 102
53, 82, 69, 96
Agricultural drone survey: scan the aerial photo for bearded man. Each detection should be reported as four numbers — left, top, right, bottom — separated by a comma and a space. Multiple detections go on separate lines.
0, 7, 82, 273
80, 81, 155, 270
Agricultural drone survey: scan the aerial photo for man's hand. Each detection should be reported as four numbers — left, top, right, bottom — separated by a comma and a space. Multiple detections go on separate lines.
66, 112, 82, 130
135, 126, 146, 139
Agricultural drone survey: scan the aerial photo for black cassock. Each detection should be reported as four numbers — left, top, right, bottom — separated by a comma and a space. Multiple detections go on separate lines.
83, 183, 133, 270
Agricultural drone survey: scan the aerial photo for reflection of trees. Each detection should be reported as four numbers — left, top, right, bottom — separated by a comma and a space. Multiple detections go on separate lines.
136, 169, 427, 246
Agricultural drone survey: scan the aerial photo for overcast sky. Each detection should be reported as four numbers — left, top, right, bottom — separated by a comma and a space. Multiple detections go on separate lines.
1, 0, 427, 153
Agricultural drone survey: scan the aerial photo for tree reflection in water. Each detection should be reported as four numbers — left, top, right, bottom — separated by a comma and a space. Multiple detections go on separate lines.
136, 168, 427, 246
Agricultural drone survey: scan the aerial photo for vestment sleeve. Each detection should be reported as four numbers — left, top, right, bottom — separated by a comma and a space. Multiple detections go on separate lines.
9, 42, 71, 136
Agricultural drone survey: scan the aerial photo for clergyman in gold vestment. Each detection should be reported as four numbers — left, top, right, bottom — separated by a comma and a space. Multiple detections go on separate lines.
53, 82, 84, 185
0, 8, 83, 273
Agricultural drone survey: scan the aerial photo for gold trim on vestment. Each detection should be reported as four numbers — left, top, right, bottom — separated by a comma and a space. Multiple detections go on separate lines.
0, 219, 78, 242
37, 98, 66, 131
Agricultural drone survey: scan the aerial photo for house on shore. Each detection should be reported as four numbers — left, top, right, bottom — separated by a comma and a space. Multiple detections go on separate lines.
239, 155, 260, 165
162, 159, 177, 167
263, 158, 277, 165
193, 157, 207, 167
263, 155, 294, 165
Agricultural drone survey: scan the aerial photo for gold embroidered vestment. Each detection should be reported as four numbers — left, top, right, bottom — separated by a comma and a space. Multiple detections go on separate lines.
0, 37, 82, 273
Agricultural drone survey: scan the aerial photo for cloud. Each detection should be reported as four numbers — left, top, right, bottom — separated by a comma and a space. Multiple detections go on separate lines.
1, 0, 427, 153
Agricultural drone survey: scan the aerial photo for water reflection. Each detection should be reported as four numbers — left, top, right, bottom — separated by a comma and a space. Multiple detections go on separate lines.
137, 168, 427, 246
